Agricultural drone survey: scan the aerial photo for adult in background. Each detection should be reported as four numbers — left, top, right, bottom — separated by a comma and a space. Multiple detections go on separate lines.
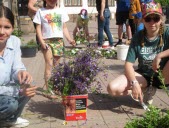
115, 0, 132, 46
0, 4, 37, 127
96, 0, 114, 49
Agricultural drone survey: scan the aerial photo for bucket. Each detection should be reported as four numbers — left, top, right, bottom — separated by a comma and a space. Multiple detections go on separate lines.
116, 45, 129, 61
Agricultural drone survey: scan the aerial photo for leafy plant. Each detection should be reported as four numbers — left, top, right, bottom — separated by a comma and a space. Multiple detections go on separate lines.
12, 29, 23, 37
49, 48, 104, 96
125, 69, 169, 128
75, 31, 89, 45
99, 49, 117, 59
64, 48, 117, 59
125, 106, 169, 128
21, 39, 38, 48
154, 0, 169, 7
157, 69, 169, 97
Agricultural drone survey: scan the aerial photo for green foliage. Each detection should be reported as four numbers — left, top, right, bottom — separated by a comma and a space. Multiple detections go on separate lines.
12, 29, 23, 37
21, 39, 38, 48
157, 69, 169, 97
125, 106, 169, 128
154, 0, 169, 6
100, 49, 117, 59
64, 48, 117, 59
75, 31, 89, 45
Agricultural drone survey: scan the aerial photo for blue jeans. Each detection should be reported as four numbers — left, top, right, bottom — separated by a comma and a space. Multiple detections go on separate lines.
0, 95, 29, 126
97, 8, 113, 46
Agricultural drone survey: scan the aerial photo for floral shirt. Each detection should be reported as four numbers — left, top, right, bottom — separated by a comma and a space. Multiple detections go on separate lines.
33, 7, 69, 39
0, 36, 26, 97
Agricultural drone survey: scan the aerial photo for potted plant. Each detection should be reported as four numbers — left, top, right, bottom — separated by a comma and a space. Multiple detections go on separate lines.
21, 39, 38, 57
48, 48, 104, 121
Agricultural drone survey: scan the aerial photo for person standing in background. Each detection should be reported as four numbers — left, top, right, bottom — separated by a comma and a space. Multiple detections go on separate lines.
115, 0, 132, 46
127, 0, 142, 45
96, 0, 114, 49
33, 0, 75, 99
28, 0, 44, 49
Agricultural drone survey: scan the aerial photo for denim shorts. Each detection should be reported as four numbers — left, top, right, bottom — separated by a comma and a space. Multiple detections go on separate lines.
45, 38, 64, 56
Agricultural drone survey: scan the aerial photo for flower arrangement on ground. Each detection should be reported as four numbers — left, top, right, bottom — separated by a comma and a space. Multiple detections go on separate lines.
48, 48, 104, 96
64, 48, 117, 59
74, 31, 89, 46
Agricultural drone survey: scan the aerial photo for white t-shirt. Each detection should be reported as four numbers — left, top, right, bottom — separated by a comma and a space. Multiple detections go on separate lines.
33, 7, 69, 39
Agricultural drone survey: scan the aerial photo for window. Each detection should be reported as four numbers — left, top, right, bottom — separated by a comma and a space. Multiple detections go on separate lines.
88, 0, 96, 7
64, 0, 82, 6
88, 0, 115, 7
18, 0, 28, 16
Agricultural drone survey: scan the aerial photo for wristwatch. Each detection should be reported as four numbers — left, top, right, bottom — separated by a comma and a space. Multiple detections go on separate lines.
130, 80, 138, 86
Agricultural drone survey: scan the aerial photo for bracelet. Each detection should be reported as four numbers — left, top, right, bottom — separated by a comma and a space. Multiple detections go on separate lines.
130, 80, 138, 86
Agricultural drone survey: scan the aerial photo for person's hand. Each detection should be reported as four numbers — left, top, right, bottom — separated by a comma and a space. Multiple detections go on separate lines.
152, 55, 161, 72
21, 84, 37, 97
41, 42, 49, 50
69, 39, 76, 46
131, 83, 143, 103
18, 71, 32, 85
100, 15, 104, 21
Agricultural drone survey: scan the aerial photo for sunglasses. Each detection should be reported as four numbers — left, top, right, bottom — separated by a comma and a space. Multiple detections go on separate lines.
144, 15, 160, 23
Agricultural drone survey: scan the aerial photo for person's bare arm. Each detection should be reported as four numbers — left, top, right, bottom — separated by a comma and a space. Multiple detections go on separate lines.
125, 61, 143, 103
36, 24, 48, 50
63, 23, 76, 46
152, 49, 169, 72
100, 0, 106, 21
28, 0, 38, 13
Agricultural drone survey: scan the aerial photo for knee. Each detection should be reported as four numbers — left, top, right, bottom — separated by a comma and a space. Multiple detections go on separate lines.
7, 100, 18, 114
0, 97, 18, 117
107, 82, 118, 96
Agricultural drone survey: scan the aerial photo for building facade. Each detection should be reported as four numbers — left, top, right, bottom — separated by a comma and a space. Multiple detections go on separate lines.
3, 0, 116, 33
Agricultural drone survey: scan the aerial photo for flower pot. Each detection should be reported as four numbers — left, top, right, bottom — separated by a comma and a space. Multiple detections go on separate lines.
21, 47, 37, 57
62, 94, 88, 121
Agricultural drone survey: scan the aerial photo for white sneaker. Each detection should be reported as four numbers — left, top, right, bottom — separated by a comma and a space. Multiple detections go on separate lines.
109, 46, 115, 50
14, 117, 29, 128
143, 86, 157, 105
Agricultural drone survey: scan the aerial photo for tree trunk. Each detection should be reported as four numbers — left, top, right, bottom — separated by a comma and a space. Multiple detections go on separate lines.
11, 0, 19, 29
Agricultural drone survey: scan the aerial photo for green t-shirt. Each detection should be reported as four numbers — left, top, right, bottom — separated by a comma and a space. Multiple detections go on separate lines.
77, 15, 89, 28
126, 27, 169, 76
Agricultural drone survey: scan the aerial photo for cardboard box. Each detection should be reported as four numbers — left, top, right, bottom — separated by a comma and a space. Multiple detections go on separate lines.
62, 95, 88, 121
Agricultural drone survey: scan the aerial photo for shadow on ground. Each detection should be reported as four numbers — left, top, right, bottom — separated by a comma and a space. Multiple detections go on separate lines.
87, 93, 144, 116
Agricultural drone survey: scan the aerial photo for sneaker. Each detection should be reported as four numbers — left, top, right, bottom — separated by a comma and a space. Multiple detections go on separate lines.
143, 86, 157, 105
109, 46, 115, 50
14, 117, 29, 128
114, 41, 123, 47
